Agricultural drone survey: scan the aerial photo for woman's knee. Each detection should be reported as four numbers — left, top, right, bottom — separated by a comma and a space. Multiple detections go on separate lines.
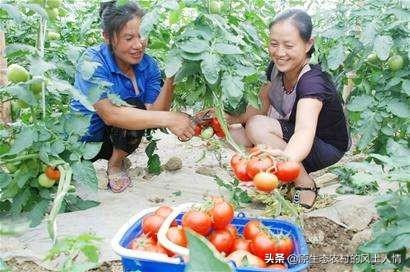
245, 115, 281, 143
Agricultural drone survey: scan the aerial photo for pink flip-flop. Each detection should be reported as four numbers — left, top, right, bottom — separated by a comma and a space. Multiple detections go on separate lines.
107, 171, 131, 193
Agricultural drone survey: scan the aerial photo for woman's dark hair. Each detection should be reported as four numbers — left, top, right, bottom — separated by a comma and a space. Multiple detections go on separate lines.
269, 9, 315, 57
99, 1, 145, 45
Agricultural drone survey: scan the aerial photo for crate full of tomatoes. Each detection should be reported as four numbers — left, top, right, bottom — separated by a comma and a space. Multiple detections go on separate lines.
111, 199, 309, 271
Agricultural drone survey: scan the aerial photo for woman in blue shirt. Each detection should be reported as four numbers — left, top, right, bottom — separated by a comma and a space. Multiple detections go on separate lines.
71, 1, 195, 192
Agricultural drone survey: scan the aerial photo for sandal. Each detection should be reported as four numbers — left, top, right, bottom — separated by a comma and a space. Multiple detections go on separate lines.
107, 161, 131, 193
292, 184, 319, 209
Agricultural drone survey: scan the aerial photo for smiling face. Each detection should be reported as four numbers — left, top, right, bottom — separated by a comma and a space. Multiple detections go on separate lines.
268, 20, 313, 74
106, 16, 147, 72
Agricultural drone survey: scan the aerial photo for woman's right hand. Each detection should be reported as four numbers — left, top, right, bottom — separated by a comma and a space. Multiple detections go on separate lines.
167, 112, 196, 141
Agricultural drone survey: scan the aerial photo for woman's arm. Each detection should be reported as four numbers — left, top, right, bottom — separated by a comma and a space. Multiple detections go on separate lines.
145, 77, 174, 111
226, 83, 271, 124
94, 99, 195, 138
283, 98, 323, 162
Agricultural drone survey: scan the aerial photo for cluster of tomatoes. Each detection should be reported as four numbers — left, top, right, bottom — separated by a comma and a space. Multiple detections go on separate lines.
38, 166, 61, 188
127, 198, 294, 269
194, 117, 225, 140
230, 145, 301, 192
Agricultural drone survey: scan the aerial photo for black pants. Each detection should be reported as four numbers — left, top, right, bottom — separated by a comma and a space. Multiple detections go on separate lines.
91, 98, 146, 161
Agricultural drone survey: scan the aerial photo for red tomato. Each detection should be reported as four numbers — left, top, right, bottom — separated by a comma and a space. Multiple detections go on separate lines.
243, 220, 263, 240
182, 210, 212, 236
142, 214, 164, 238
194, 125, 202, 136
208, 229, 234, 254
275, 235, 294, 258
155, 205, 173, 218
253, 172, 279, 192
276, 161, 300, 183
233, 159, 252, 181
232, 238, 251, 251
211, 200, 234, 230
230, 154, 242, 169
45, 166, 60, 181
250, 232, 277, 261
166, 226, 187, 247
211, 117, 225, 138
226, 250, 267, 268
246, 156, 273, 178
225, 224, 237, 239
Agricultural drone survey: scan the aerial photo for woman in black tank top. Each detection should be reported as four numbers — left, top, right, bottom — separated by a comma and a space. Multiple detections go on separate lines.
225, 9, 349, 209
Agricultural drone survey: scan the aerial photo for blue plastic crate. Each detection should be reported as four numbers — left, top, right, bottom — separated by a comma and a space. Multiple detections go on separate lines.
112, 204, 309, 272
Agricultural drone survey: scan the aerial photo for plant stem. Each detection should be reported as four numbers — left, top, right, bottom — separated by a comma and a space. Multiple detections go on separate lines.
0, 154, 38, 163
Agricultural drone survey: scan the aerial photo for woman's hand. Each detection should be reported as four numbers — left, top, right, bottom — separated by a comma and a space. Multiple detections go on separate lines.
167, 112, 196, 141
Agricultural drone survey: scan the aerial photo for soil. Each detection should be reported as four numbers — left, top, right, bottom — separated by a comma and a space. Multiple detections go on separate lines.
5, 217, 357, 272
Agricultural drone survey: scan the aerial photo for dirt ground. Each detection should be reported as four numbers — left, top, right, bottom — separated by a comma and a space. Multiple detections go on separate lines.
5, 216, 358, 272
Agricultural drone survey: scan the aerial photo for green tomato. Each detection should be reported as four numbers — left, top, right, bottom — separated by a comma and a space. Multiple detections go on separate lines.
38, 173, 55, 188
366, 53, 378, 63
46, 0, 61, 9
209, 1, 222, 13
7, 64, 30, 83
200, 126, 214, 140
46, 8, 59, 20
47, 31, 60, 41
29, 76, 44, 95
387, 55, 404, 71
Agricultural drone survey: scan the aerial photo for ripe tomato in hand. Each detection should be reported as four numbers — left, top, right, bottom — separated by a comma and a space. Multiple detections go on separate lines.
254, 172, 279, 192
142, 214, 165, 238
233, 158, 252, 181
211, 117, 225, 138
243, 220, 263, 240
246, 156, 273, 178
45, 166, 60, 181
182, 210, 212, 236
208, 229, 234, 254
211, 200, 234, 230
276, 161, 300, 183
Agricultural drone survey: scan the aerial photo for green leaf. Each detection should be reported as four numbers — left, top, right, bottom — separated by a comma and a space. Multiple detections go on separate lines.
0, 172, 11, 189
28, 199, 49, 227
347, 95, 374, 112
15, 166, 37, 188
7, 126, 37, 155
179, 39, 209, 54
64, 114, 90, 137
386, 99, 410, 118
29, 57, 56, 76
65, 195, 100, 212
327, 43, 346, 70
373, 35, 393, 61
72, 161, 98, 191
147, 154, 161, 174
201, 53, 220, 84
351, 172, 378, 187
5, 85, 36, 107
180, 51, 206, 61
214, 43, 242, 55
10, 188, 31, 215
80, 245, 99, 263
82, 142, 102, 160
51, 140, 65, 155
145, 140, 157, 157
5, 43, 37, 56
161, 0, 179, 10
0, 4, 23, 23
360, 22, 377, 45
402, 80, 410, 96
221, 75, 244, 107
23, 3, 47, 18
357, 118, 380, 150
165, 55, 183, 78
185, 230, 233, 272
140, 10, 160, 38
78, 59, 101, 81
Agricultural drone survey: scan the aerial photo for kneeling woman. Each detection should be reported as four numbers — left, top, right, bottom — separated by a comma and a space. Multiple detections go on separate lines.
227, 9, 350, 208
